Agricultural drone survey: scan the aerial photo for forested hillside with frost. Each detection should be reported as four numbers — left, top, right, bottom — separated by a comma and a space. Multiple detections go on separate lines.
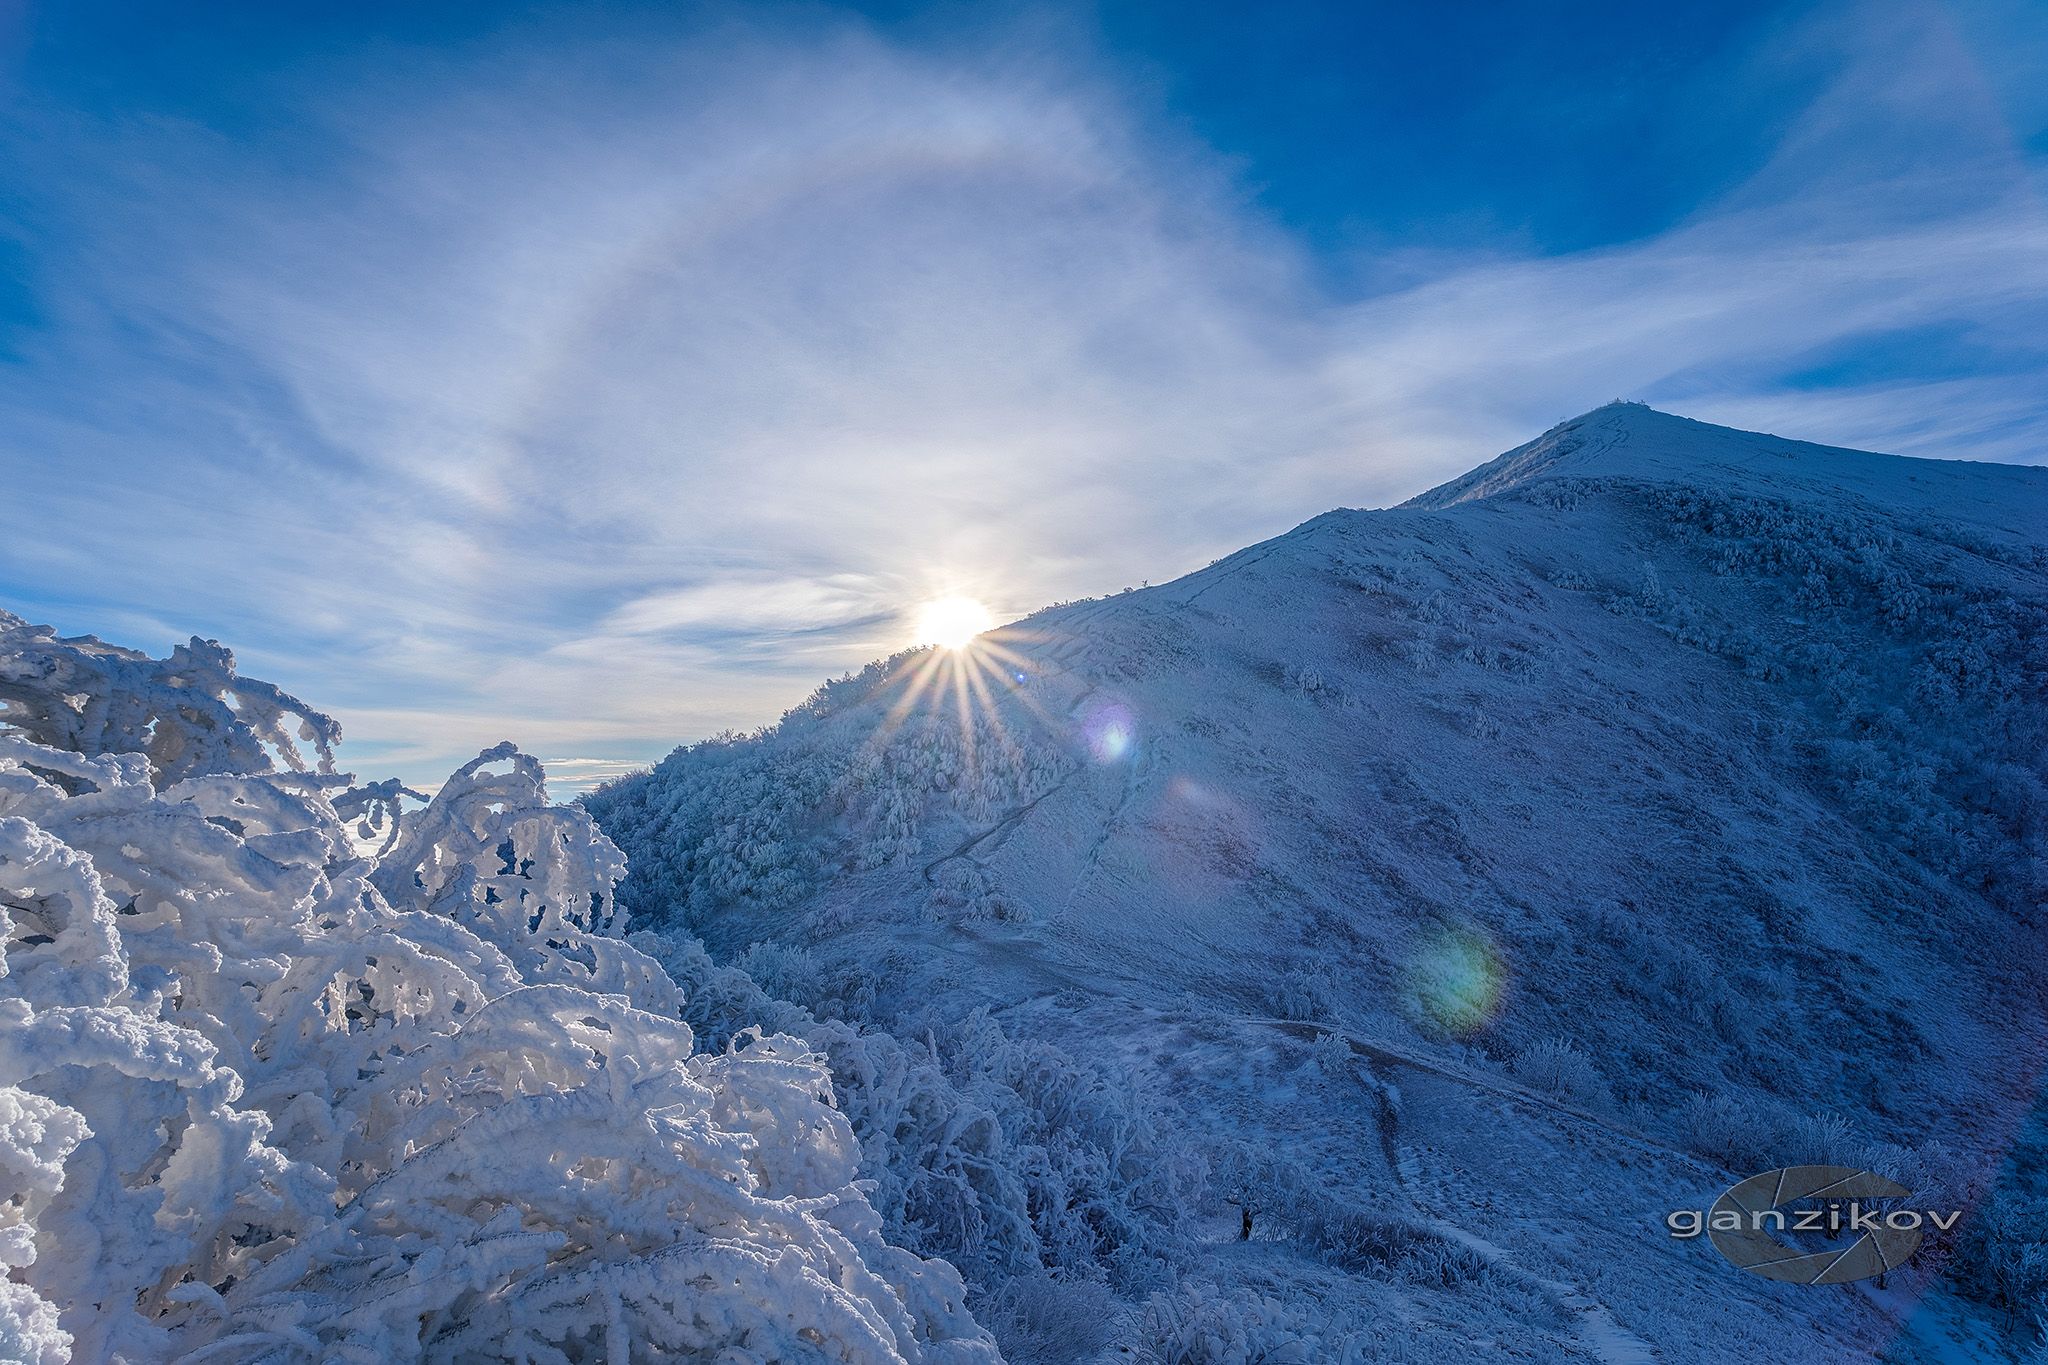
589, 405, 2048, 1363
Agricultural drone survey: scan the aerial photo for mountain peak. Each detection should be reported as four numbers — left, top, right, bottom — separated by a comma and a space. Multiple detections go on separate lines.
1402, 402, 2046, 536
1400, 402, 1713, 511
1560, 397, 1670, 428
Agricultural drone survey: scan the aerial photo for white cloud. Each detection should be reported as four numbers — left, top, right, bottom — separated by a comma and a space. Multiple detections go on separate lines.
600, 576, 889, 637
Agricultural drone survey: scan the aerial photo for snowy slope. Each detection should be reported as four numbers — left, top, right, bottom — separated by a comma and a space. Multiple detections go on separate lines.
590, 404, 2048, 1363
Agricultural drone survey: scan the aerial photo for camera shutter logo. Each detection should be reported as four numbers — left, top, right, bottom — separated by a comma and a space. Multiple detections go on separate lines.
1707, 1165, 1922, 1284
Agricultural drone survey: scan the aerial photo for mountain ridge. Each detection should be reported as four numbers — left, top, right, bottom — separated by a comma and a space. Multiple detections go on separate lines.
1402, 401, 2046, 533
590, 405, 2048, 1363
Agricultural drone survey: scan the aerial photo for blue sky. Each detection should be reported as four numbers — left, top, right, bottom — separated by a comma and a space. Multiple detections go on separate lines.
3, 0, 2045, 791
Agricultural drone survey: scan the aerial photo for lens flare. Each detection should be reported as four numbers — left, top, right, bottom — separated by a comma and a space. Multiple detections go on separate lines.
1407, 928, 1506, 1035
1083, 702, 1135, 762
914, 596, 995, 650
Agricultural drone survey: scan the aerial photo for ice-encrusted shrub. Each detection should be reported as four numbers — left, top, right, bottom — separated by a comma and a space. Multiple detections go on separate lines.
1510, 1038, 1610, 1109
1949, 1109, 2048, 1319
1675, 1091, 1831, 1174
1204, 1140, 1470, 1289
732, 936, 823, 1005
972, 1272, 1122, 1364
0, 611, 340, 784
629, 929, 811, 1053
1956, 1189, 2048, 1325
1308, 1029, 1357, 1084
1297, 1207, 1487, 1284
1672, 1092, 1894, 1178
0, 621, 995, 1363
1132, 1283, 1328, 1365
927, 859, 1021, 925
1209, 1140, 1308, 1239
920, 1010, 1205, 1285
1265, 963, 1340, 1022
640, 932, 1204, 1309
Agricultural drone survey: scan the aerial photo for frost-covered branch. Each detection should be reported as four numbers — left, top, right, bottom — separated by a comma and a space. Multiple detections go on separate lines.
0, 611, 340, 785
0, 617, 996, 1363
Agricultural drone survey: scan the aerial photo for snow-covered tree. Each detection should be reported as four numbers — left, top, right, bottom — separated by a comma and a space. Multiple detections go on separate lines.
0, 618, 995, 1363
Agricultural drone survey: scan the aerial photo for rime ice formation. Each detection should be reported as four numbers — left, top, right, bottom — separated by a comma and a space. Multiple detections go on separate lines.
0, 612, 995, 1364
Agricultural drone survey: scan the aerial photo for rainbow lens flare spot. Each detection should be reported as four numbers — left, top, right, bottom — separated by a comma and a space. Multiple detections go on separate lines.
1407, 928, 1506, 1035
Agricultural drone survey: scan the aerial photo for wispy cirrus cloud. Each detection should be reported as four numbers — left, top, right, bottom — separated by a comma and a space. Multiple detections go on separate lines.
599, 576, 890, 639
0, 1, 2042, 792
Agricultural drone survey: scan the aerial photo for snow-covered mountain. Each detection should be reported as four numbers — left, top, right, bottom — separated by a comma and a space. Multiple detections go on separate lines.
590, 403, 2048, 1362
12, 403, 2034, 1362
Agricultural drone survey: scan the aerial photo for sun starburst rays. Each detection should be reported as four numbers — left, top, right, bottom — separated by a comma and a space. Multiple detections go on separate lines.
869, 622, 1062, 763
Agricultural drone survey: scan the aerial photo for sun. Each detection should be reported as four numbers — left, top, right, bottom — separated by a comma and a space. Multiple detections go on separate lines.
914, 595, 995, 650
